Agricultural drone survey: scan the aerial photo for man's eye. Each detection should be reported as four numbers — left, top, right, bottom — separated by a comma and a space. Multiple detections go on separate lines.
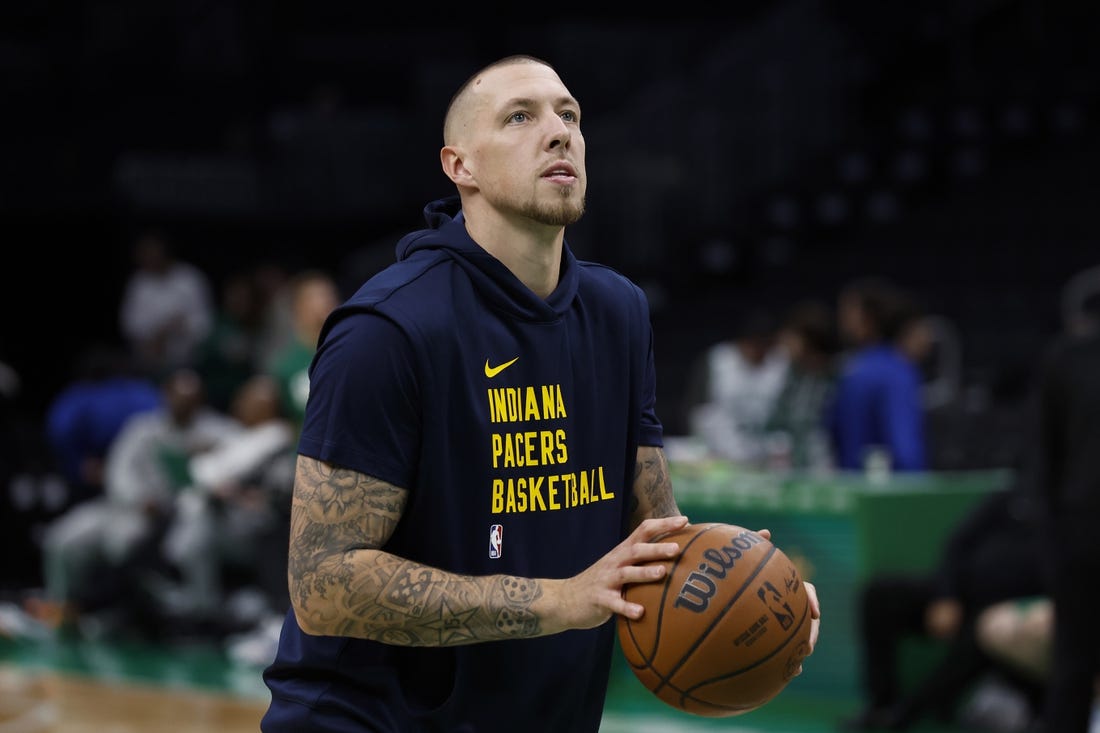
510, 112, 528, 123
561, 111, 577, 123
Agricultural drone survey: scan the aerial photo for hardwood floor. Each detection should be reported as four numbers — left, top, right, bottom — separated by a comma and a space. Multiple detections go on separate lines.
0, 665, 266, 733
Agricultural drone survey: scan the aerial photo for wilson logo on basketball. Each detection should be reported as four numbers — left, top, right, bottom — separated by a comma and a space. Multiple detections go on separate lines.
673, 529, 765, 613
618, 523, 813, 715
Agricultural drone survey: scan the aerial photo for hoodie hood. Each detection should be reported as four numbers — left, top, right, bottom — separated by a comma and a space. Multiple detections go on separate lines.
394, 195, 579, 322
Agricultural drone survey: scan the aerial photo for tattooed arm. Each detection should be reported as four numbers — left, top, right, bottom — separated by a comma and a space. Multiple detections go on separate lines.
288, 454, 687, 645
628, 445, 681, 531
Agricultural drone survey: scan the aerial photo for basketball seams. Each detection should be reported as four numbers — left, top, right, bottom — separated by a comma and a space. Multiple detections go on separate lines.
682, 587, 810, 695
621, 523, 724, 666
618, 523, 809, 716
652, 543, 778, 695
649, 524, 723, 661
664, 569, 811, 714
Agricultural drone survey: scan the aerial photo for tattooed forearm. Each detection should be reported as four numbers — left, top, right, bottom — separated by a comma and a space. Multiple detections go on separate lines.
333, 559, 544, 645
630, 446, 680, 527
288, 456, 546, 645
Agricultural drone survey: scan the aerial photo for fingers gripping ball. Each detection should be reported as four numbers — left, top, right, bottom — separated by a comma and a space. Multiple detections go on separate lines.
617, 523, 813, 717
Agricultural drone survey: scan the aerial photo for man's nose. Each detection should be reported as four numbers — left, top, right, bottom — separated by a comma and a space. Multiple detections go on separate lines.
547, 118, 570, 149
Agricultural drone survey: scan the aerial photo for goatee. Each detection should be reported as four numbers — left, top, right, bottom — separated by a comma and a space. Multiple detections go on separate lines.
526, 192, 585, 227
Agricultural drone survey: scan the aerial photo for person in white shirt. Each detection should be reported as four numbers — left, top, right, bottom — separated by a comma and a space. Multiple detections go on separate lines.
686, 307, 789, 465
118, 230, 215, 377
163, 374, 296, 619
36, 368, 238, 631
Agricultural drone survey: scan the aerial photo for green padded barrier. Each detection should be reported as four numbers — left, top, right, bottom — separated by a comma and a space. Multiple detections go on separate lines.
852, 470, 1013, 580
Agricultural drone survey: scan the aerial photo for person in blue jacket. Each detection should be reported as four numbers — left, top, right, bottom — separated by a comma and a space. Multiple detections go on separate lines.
828, 277, 928, 473
260, 54, 819, 733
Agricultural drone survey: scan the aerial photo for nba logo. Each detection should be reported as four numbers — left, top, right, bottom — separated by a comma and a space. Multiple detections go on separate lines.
489, 524, 503, 559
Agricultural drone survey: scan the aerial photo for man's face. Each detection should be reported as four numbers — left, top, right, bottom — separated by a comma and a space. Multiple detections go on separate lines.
458, 63, 586, 227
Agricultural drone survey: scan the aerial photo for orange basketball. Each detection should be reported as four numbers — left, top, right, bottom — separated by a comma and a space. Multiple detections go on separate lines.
617, 523, 813, 717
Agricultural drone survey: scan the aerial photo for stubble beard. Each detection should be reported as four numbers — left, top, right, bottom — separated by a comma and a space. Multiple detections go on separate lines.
524, 186, 586, 227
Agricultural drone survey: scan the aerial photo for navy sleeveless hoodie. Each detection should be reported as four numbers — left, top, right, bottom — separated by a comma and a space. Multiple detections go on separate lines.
262, 195, 664, 733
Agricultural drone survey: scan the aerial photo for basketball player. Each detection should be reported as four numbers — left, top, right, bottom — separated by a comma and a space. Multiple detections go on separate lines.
260, 55, 820, 732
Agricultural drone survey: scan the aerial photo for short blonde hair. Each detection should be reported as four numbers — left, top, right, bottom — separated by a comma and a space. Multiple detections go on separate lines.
442, 54, 556, 146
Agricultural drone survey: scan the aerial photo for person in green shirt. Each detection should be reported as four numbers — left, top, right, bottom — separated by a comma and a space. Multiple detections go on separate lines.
266, 269, 341, 433
764, 299, 839, 472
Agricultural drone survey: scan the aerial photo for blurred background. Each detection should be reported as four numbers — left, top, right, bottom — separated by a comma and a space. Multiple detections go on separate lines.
1, 1, 1098, 731
2, 1, 1097, 426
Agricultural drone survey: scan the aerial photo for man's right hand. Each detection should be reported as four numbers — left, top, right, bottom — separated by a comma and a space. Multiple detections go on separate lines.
540, 515, 689, 633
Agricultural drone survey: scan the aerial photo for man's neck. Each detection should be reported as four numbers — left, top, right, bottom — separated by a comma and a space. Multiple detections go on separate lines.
463, 206, 564, 299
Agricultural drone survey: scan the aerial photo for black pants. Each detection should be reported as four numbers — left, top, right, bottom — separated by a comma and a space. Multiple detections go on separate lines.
855, 575, 991, 724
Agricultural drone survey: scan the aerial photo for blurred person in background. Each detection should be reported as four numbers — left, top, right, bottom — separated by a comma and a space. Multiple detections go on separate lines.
894, 303, 936, 375
828, 276, 927, 473
118, 230, 216, 379
841, 480, 1046, 731
264, 268, 341, 433
976, 597, 1100, 732
0, 349, 34, 599
685, 306, 789, 466
29, 368, 238, 637
44, 344, 162, 505
763, 298, 839, 472
1029, 276, 1100, 733
160, 373, 296, 645
251, 261, 295, 372
194, 269, 267, 413
977, 597, 1057, 687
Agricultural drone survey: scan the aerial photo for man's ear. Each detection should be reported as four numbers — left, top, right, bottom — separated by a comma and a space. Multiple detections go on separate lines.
440, 146, 476, 188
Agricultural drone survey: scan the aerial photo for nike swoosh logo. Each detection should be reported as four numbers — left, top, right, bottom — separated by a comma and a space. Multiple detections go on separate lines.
484, 357, 519, 378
